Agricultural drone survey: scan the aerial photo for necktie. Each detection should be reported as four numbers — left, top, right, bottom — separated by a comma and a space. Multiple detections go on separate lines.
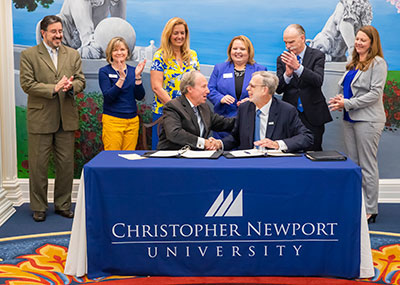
51, 48, 58, 69
193, 106, 205, 137
296, 55, 303, 112
254, 109, 261, 142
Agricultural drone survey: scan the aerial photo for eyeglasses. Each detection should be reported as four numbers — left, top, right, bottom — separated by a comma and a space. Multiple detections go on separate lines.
248, 84, 265, 89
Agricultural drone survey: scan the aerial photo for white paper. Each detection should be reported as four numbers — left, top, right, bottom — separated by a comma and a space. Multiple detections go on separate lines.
266, 150, 297, 157
118, 153, 147, 160
229, 149, 265, 158
149, 151, 180, 157
181, 150, 216, 158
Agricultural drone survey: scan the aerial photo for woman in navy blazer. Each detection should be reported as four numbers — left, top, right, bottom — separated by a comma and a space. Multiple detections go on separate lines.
329, 26, 387, 224
208, 35, 267, 138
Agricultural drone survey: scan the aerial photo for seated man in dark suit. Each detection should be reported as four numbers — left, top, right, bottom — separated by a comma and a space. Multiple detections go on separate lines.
157, 70, 235, 150
220, 71, 313, 152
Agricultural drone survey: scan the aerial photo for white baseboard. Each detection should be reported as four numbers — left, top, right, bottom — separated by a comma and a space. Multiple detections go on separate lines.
378, 179, 400, 203
16, 178, 80, 204
7, 178, 400, 205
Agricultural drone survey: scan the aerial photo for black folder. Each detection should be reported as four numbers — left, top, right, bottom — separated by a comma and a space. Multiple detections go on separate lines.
305, 150, 347, 161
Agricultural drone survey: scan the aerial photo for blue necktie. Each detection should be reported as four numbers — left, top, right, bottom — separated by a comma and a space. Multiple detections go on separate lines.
254, 109, 261, 142
296, 55, 304, 112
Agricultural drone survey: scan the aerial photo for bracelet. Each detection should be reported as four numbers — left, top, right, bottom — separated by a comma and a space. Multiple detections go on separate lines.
135, 77, 142, 81
119, 77, 126, 81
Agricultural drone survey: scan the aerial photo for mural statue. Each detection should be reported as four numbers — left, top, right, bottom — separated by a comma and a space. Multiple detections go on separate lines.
308, 0, 372, 61
35, 0, 127, 59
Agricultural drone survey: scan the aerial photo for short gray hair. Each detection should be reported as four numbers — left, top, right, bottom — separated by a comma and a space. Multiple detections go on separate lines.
285, 24, 306, 36
180, 70, 202, 96
252, 71, 279, 95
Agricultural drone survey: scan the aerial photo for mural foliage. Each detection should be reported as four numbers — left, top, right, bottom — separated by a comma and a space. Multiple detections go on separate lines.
12, 0, 400, 178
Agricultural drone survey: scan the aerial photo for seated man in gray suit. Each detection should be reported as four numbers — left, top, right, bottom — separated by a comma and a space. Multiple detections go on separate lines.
157, 70, 235, 150
219, 71, 313, 152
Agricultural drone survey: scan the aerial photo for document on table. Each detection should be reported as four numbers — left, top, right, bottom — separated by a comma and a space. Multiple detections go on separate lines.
118, 153, 148, 160
224, 149, 300, 158
143, 150, 222, 159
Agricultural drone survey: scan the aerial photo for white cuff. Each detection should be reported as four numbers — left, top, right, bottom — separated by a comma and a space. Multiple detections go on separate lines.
277, 140, 288, 151
197, 137, 205, 149
284, 73, 292, 84
294, 65, 304, 77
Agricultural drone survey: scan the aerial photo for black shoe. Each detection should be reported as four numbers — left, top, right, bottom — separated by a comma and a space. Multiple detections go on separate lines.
55, 209, 74, 218
368, 214, 377, 224
33, 211, 46, 222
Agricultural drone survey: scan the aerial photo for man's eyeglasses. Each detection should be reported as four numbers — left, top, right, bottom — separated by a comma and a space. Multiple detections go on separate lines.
248, 84, 265, 89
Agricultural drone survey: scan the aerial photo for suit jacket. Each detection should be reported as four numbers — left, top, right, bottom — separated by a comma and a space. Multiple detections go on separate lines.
222, 98, 313, 152
208, 61, 267, 117
276, 46, 332, 126
157, 95, 235, 150
338, 56, 387, 123
20, 42, 86, 134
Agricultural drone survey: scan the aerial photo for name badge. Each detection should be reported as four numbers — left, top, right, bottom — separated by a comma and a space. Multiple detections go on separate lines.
223, 73, 233, 79
109, 74, 118, 78
268, 122, 275, 125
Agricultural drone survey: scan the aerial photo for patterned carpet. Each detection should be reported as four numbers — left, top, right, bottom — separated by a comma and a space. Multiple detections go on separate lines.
0, 204, 399, 284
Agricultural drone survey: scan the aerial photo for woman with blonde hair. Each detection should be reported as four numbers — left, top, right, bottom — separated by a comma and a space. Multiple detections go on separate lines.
150, 17, 200, 149
99, 36, 146, 150
329, 25, 387, 223
208, 35, 267, 138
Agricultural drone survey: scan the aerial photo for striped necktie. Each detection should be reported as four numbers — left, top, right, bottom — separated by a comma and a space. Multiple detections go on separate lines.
193, 106, 205, 137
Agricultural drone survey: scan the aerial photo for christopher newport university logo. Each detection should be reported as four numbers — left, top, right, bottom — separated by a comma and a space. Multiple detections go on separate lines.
205, 190, 243, 217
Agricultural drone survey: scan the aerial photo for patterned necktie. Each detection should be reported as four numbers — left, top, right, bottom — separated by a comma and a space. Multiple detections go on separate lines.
254, 109, 261, 142
51, 49, 58, 69
193, 106, 205, 137
296, 55, 303, 112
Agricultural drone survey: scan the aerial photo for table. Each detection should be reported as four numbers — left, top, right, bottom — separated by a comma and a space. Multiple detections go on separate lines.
65, 151, 374, 279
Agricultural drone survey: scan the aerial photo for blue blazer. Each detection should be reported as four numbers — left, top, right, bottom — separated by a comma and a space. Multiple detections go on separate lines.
208, 61, 267, 118
222, 97, 313, 152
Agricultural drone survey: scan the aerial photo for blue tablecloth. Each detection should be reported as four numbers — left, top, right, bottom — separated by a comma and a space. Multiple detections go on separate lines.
84, 151, 362, 278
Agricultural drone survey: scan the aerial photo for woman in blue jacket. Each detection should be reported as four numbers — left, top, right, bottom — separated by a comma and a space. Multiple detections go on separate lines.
99, 37, 146, 150
208, 35, 267, 139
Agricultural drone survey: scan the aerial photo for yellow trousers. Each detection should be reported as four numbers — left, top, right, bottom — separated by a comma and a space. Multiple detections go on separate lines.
102, 114, 139, 150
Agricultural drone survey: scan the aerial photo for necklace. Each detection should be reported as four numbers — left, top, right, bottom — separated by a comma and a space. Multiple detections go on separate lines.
112, 65, 128, 78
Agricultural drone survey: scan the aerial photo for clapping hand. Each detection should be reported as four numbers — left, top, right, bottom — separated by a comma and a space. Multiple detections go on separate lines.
55, 75, 74, 93
281, 51, 299, 77
328, 94, 344, 111
135, 59, 147, 77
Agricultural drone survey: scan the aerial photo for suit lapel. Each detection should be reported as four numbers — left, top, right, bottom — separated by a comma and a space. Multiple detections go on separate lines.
266, 98, 277, 139
181, 96, 201, 136
38, 42, 57, 74
57, 45, 67, 76
301, 46, 311, 68
198, 104, 209, 137
226, 62, 236, 101
241, 63, 252, 99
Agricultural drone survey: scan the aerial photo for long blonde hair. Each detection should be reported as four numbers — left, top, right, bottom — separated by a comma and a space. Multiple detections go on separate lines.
346, 25, 384, 71
159, 17, 191, 63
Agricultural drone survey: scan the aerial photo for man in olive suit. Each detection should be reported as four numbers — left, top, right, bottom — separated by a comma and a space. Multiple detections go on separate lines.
20, 15, 86, 222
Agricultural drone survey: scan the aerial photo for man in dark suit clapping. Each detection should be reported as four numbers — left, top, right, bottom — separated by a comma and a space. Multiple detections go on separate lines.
276, 24, 332, 151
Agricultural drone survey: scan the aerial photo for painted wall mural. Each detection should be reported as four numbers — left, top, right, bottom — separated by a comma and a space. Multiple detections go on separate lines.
12, 0, 400, 178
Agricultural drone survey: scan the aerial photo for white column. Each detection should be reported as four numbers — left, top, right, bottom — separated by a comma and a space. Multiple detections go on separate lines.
0, 0, 23, 211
